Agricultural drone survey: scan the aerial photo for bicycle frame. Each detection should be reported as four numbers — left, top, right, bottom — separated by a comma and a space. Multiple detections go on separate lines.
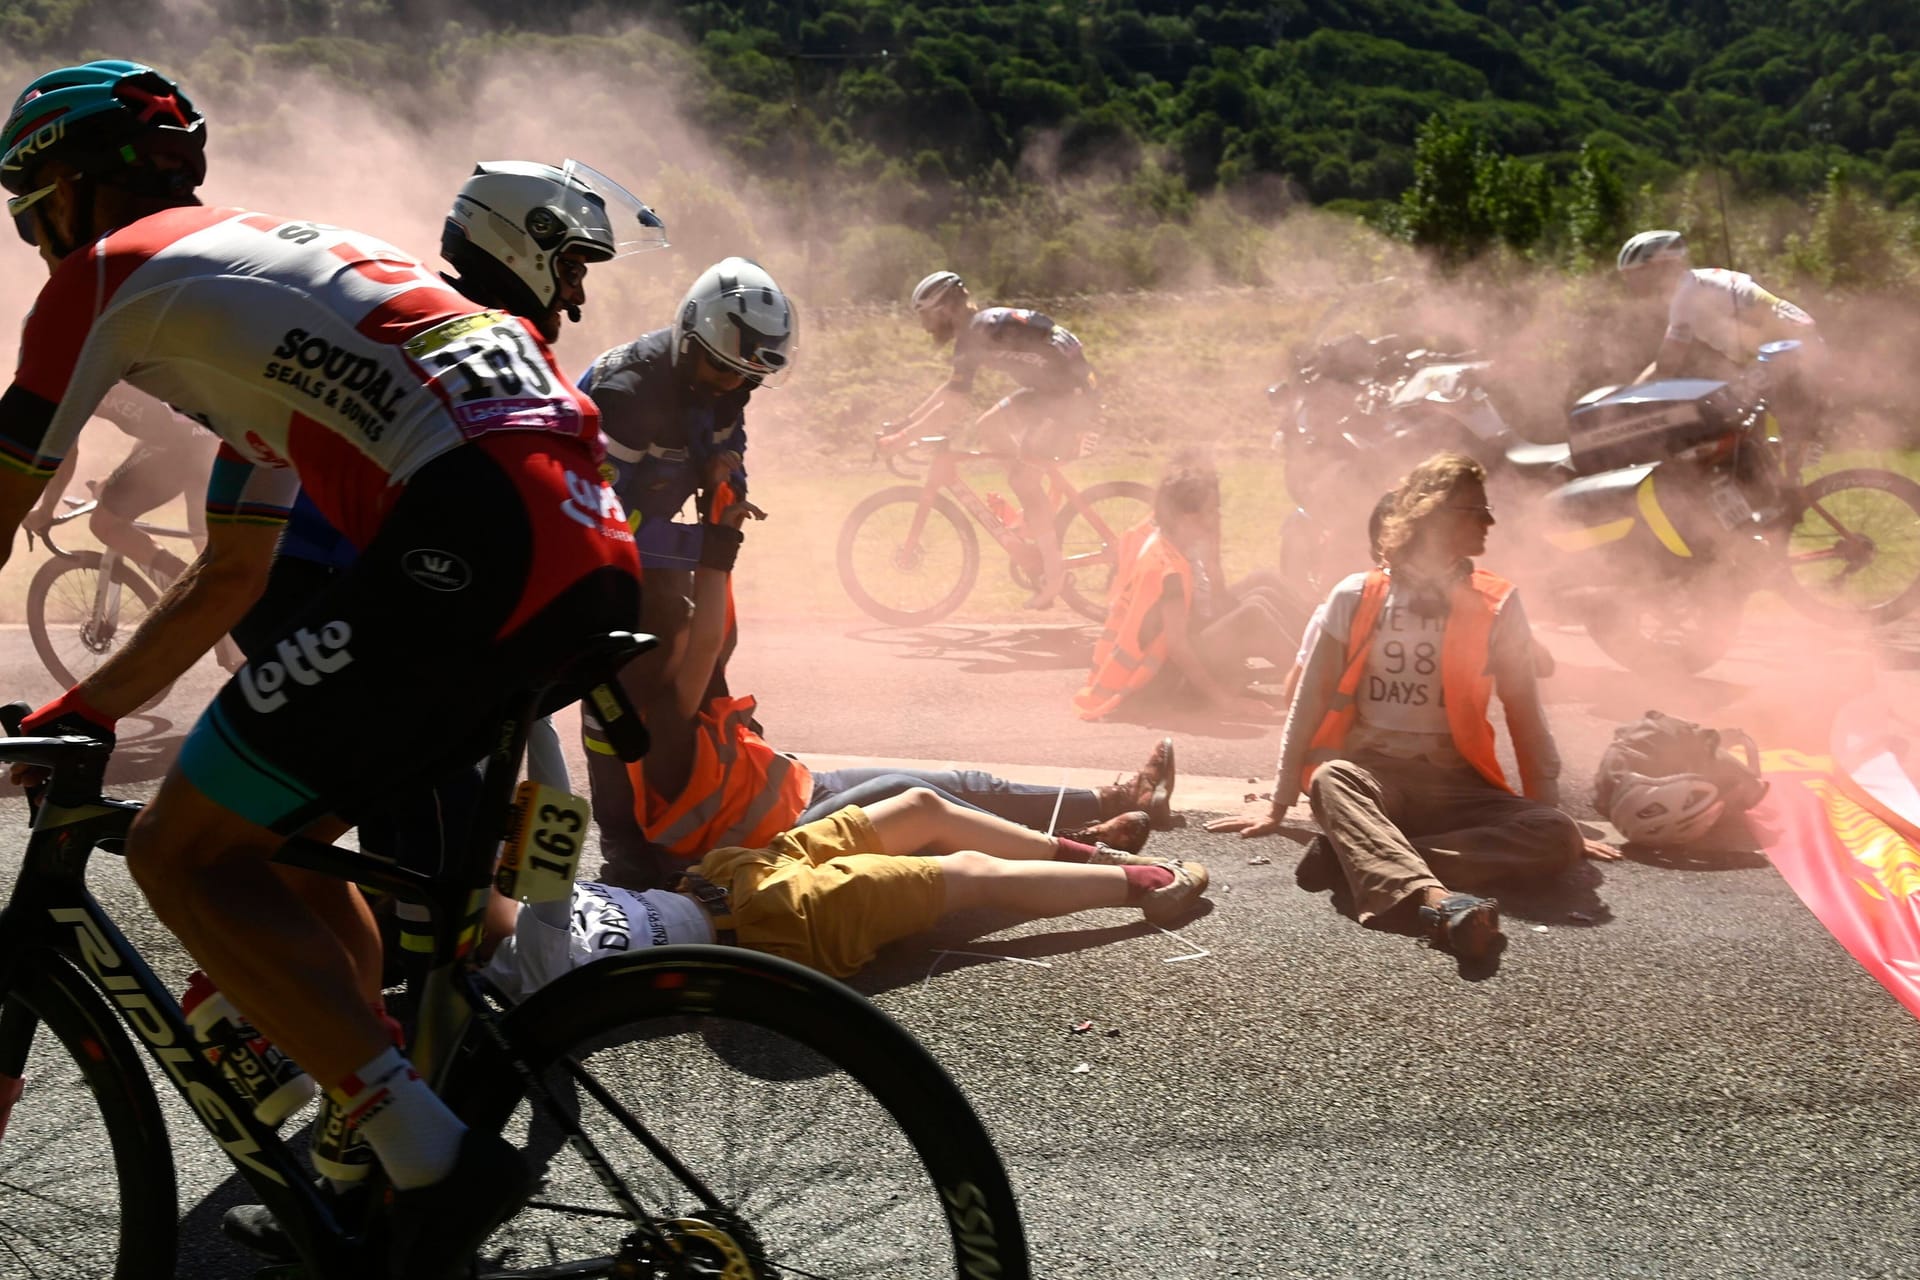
0, 635, 688, 1275
903, 439, 1129, 575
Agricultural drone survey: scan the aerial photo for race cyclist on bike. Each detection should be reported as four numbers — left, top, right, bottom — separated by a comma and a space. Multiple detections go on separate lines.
0, 60, 652, 1275
22, 383, 218, 589
1617, 229, 1822, 383
879, 269, 1099, 609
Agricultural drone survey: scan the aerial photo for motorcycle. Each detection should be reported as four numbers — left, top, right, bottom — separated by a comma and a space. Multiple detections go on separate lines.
1519, 340, 1920, 672
1279, 339, 1920, 674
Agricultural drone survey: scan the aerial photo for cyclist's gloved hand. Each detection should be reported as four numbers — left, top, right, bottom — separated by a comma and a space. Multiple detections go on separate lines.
23, 687, 117, 740
12, 688, 114, 790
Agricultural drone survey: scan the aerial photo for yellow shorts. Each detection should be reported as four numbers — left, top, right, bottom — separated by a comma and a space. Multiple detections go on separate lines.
695, 806, 947, 978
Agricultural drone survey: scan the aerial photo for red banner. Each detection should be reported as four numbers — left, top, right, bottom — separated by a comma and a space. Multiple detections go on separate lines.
1757, 746, 1920, 1020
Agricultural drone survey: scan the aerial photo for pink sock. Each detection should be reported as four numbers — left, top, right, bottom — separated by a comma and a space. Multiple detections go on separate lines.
1123, 864, 1175, 902
1054, 838, 1100, 863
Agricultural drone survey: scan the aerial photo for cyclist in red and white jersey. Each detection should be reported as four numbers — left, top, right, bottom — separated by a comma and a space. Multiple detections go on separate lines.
1616, 229, 1822, 382
1, 59, 657, 1273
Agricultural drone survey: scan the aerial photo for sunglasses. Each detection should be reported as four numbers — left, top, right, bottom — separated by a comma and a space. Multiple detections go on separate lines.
8, 180, 55, 247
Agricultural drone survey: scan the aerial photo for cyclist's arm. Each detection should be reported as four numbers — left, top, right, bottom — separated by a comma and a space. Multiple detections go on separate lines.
0, 383, 67, 574
21, 448, 77, 535
77, 448, 293, 717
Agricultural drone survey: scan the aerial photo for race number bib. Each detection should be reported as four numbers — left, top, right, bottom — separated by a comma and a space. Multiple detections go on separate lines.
405, 311, 579, 439
497, 780, 590, 903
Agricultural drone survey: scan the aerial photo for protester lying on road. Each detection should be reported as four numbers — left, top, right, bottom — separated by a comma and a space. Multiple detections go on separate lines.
483, 786, 1210, 987
588, 478, 1180, 890
1076, 449, 1302, 722
1208, 452, 1617, 961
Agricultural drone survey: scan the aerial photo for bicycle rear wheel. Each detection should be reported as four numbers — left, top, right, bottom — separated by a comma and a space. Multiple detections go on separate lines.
26, 552, 170, 710
449, 945, 1030, 1279
1055, 480, 1154, 622
0, 953, 178, 1279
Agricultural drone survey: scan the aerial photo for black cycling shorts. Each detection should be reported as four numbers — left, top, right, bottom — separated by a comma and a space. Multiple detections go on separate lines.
179, 433, 639, 834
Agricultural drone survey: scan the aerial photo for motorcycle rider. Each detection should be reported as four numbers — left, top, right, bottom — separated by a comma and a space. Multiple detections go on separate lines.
1617, 229, 1820, 383
880, 269, 1099, 610
573, 257, 794, 858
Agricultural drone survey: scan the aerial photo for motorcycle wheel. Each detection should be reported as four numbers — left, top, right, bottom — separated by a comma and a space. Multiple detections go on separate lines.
1584, 586, 1746, 676
1775, 467, 1920, 627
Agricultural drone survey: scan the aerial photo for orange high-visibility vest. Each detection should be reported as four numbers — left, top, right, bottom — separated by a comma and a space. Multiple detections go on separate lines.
635, 694, 812, 857
1074, 521, 1193, 721
1301, 568, 1515, 792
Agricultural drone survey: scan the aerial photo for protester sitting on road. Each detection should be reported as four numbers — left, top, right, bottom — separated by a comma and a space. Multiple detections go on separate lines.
484, 787, 1210, 987
591, 471, 1180, 890
1076, 450, 1300, 722
1616, 229, 1821, 384
1208, 451, 1618, 960
877, 270, 1099, 609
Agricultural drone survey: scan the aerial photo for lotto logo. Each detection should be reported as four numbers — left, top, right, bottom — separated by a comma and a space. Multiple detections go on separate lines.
239, 621, 354, 713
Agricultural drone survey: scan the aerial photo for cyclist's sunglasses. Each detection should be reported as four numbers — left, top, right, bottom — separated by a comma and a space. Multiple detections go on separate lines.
8, 181, 55, 247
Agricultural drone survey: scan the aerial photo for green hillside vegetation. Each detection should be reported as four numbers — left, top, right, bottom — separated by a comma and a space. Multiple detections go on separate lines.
4, 1, 1920, 295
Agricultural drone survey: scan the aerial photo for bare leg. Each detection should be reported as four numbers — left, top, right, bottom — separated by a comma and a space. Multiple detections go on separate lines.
977, 404, 1063, 607
126, 774, 390, 1083
862, 788, 1061, 861
932, 849, 1133, 915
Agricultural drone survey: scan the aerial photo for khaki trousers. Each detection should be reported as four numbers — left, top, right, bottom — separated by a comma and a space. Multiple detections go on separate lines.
1307, 751, 1581, 923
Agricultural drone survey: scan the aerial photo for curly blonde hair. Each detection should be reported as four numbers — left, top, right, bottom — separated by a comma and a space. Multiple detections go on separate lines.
1376, 451, 1488, 567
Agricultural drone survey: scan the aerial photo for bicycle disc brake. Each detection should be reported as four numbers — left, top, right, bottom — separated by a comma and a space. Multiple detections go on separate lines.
622, 1212, 766, 1279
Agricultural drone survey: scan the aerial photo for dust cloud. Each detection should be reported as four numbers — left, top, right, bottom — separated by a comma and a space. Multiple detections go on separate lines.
0, 19, 1913, 762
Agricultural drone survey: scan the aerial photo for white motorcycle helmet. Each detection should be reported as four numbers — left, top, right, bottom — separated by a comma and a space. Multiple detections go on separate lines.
674, 257, 795, 387
911, 269, 965, 313
1616, 229, 1689, 273
1607, 772, 1727, 846
443, 159, 666, 320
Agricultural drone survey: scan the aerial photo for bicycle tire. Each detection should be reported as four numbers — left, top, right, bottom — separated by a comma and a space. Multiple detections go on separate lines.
26, 552, 171, 710
1776, 467, 1920, 627
1055, 480, 1154, 622
447, 945, 1031, 1280
0, 951, 179, 1279
837, 486, 981, 626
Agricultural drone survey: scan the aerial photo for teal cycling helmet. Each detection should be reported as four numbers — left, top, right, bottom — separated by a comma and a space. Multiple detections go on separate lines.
2, 60, 206, 200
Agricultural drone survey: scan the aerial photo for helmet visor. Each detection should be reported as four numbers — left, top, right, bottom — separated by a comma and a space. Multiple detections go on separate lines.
561, 159, 668, 260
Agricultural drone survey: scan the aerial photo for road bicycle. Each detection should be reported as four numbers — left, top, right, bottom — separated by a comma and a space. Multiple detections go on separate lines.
24, 494, 242, 708
837, 432, 1153, 625
0, 631, 1031, 1279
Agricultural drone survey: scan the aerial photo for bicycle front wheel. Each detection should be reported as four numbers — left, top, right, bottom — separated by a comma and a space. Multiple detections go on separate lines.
0, 952, 179, 1279
1055, 480, 1153, 621
837, 486, 981, 626
450, 945, 1030, 1280
26, 552, 169, 709
1778, 468, 1920, 626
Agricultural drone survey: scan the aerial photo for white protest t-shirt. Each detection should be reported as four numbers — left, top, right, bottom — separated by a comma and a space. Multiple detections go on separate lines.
483, 881, 715, 1001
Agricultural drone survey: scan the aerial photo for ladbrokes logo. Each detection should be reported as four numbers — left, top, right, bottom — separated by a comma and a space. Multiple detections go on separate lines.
240, 621, 354, 713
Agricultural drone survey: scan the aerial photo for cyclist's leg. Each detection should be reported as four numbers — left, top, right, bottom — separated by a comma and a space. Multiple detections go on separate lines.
142, 436, 635, 1191
976, 394, 1064, 607
89, 443, 183, 581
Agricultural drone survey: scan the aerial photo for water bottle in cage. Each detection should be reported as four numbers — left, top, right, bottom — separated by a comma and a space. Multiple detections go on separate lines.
985, 491, 1024, 532
181, 970, 318, 1127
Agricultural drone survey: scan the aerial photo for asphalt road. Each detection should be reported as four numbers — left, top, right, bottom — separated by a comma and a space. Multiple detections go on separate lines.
2, 608, 1919, 1278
